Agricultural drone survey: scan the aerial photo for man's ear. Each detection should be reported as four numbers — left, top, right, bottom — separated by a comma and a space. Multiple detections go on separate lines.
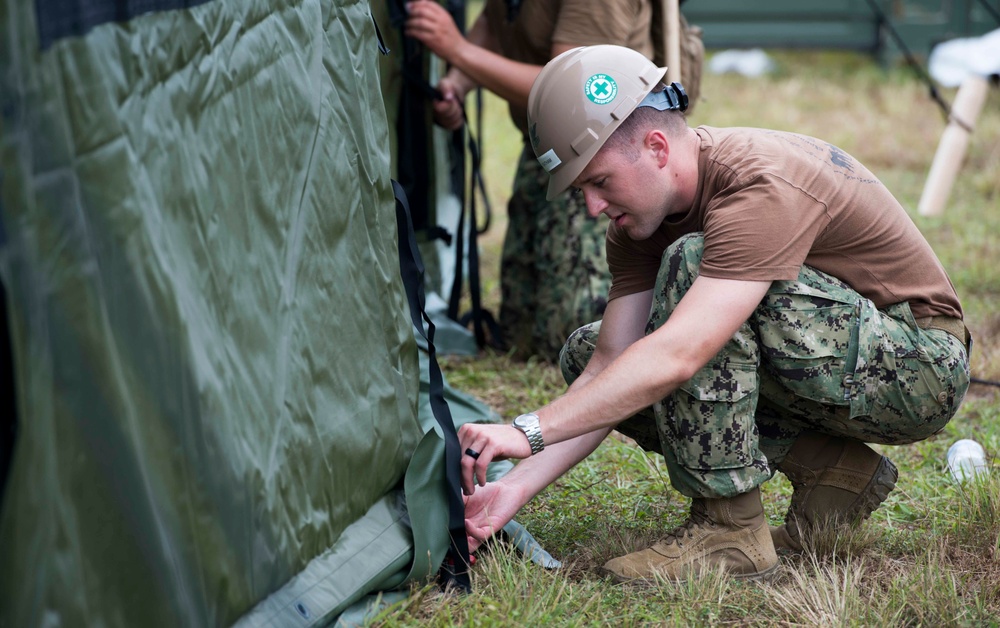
645, 129, 669, 166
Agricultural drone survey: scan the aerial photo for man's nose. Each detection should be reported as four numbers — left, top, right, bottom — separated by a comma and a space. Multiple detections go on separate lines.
584, 191, 607, 218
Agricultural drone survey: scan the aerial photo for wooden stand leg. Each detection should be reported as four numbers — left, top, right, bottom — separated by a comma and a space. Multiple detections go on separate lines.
665, 0, 681, 83
918, 75, 990, 217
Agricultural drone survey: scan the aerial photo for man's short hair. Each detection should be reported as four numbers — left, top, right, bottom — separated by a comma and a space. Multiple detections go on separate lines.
604, 88, 687, 159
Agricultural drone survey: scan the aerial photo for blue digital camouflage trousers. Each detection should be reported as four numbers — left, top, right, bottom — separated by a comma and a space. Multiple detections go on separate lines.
500, 146, 611, 361
560, 234, 971, 499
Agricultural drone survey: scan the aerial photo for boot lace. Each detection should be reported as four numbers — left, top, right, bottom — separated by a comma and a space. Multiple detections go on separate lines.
663, 504, 715, 548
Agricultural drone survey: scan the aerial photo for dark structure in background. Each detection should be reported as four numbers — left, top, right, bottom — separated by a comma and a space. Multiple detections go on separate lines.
684, 0, 999, 62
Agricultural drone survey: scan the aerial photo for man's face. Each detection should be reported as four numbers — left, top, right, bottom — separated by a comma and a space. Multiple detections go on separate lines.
570, 139, 675, 241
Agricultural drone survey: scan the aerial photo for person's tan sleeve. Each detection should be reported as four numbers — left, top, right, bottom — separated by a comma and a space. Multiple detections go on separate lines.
553, 0, 646, 47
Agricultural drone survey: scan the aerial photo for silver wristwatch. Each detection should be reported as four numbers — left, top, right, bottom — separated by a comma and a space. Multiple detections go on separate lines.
512, 412, 545, 456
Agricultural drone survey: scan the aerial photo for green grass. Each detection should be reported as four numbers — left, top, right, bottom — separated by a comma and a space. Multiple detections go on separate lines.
382, 50, 1000, 626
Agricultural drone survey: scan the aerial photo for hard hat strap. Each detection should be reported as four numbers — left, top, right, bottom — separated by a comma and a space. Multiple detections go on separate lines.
637, 82, 689, 112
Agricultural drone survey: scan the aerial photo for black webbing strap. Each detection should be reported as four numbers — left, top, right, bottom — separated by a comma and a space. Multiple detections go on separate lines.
392, 180, 472, 593
387, 0, 435, 234
0, 276, 15, 505
388, 0, 502, 349
397, 70, 502, 349
444, 92, 505, 349
372, 12, 390, 56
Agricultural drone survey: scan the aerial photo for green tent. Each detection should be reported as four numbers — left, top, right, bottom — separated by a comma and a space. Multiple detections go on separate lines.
0, 0, 497, 624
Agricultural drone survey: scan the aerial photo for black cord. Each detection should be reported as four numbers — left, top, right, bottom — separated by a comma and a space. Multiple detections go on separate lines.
971, 377, 1000, 388
974, 0, 1000, 26
863, 0, 955, 124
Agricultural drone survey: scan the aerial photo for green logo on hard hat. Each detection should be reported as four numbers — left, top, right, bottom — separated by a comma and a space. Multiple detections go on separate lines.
585, 74, 618, 105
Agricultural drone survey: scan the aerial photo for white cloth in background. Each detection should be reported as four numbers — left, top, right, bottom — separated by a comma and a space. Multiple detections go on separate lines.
928, 28, 1000, 87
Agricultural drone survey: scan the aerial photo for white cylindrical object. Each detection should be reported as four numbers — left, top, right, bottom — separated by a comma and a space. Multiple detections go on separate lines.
947, 438, 989, 482
917, 74, 990, 216
665, 0, 681, 84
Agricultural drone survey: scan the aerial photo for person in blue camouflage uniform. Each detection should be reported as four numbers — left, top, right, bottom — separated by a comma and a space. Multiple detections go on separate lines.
457, 46, 971, 584
561, 234, 969, 498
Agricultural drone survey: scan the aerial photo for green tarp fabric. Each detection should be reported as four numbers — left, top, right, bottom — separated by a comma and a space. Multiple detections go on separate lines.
0, 0, 493, 625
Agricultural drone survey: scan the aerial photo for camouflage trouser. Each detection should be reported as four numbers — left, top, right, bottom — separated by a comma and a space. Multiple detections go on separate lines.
560, 234, 971, 499
500, 146, 611, 361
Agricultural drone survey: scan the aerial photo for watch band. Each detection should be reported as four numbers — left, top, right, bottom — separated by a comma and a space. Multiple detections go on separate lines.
513, 412, 545, 456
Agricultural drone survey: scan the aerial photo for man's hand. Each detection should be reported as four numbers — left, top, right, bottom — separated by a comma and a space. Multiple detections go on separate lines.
458, 422, 532, 495
432, 75, 466, 131
404, 0, 466, 62
463, 480, 524, 552
403, 0, 541, 108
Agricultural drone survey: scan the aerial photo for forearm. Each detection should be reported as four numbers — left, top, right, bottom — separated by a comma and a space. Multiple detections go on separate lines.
533, 278, 774, 447
496, 427, 612, 502
442, 42, 539, 109
484, 343, 680, 512
433, 9, 490, 99
489, 322, 657, 500
538, 335, 692, 445
441, 6, 537, 107
460, 279, 771, 501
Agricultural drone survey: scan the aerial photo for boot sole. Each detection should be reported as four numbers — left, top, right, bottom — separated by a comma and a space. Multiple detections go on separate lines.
731, 560, 779, 584
600, 560, 780, 586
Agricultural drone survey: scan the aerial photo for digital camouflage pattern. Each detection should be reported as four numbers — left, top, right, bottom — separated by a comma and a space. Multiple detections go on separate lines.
561, 234, 970, 499
500, 147, 611, 360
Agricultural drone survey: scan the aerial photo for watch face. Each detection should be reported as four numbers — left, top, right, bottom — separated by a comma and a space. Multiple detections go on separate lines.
515, 413, 539, 429
513, 413, 544, 455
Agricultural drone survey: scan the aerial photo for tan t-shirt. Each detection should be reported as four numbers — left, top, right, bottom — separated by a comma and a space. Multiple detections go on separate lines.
607, 126, 963, 320
484, 0, 653, 135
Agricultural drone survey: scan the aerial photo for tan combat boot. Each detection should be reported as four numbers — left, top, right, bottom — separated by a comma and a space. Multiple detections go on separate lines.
601, 487, 778, 584
771, 431, 898, 553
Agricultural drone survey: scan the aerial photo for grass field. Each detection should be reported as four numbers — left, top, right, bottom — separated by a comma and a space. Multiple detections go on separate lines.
382, 50, 1000, 626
